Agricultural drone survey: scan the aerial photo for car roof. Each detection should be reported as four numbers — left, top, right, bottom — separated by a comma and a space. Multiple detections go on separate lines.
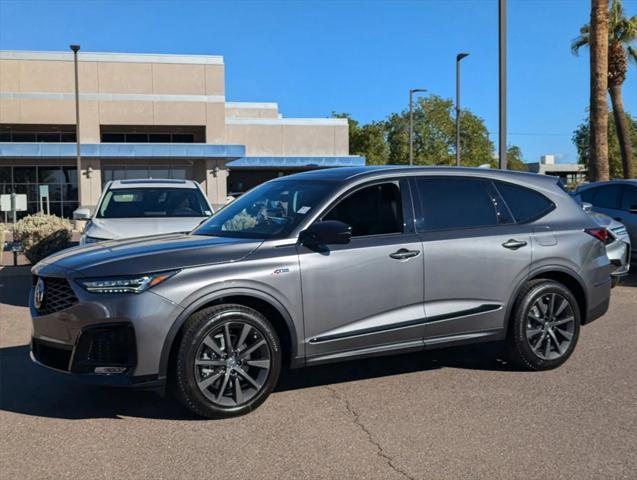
108, 179, 198, 189
577, 179, 637, 190
280, 165, 559, 187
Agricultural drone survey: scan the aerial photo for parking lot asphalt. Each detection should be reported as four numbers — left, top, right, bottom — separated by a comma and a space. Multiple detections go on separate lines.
1, 266, 635, 480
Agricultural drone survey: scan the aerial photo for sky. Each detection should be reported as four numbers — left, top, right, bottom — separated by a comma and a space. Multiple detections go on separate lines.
1, 0, 636, 165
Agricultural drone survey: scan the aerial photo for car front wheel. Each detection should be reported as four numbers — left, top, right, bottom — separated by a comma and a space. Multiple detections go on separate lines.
507, 280, 581, 371
173, 304, 281, 419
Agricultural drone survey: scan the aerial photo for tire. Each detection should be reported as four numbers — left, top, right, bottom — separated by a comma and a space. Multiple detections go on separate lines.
611, 276, 620, 288
172, 304, 282, 419
507, 279, 581, 371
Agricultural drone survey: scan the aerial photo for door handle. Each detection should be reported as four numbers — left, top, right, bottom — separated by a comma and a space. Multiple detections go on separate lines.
502, 239, 528, 250
389, 248, 420, 260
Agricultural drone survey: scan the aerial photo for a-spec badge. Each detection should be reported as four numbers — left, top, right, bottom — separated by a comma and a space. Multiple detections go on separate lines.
272, 268, 290, 276
34, 277, 45, 310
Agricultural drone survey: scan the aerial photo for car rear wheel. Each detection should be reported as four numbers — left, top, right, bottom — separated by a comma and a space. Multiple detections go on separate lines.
173, 304, 281, 419
507, 280, 581, 371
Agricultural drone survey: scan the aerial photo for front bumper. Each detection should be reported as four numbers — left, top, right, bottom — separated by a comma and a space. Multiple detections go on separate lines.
29, 274, 183, 385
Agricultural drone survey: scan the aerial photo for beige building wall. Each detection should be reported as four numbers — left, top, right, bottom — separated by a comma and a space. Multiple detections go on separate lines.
1, 50, 354, 208
225, 102, 279, 119
225, 118, 349, 156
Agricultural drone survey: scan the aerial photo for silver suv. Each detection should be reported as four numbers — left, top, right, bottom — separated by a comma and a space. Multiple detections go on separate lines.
30, 167, 614, 418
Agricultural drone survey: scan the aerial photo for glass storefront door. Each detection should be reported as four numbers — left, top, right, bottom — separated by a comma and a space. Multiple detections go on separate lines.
0, 165, 78, 221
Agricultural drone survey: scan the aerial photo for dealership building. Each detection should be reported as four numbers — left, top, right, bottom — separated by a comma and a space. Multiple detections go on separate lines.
0, 50, 363, 219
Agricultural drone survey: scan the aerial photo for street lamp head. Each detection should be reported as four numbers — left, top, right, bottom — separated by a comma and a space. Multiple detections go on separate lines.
70, 44, 81, 53
409, 88, 427, 94
457, 52, 470, 62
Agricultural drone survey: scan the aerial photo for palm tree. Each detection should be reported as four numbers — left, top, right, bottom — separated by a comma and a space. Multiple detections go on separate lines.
573, 0, 637, 179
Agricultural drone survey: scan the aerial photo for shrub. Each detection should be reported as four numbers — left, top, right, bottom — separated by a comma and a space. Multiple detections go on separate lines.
14, 214, 72, 264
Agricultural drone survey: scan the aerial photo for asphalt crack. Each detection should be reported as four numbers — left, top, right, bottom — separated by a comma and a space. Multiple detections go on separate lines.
326, 386, 416, 480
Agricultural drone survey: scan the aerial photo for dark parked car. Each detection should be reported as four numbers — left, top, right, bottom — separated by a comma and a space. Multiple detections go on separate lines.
30, 167, 614, 418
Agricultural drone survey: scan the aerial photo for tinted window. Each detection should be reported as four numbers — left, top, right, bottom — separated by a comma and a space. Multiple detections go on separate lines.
592, 185, 622, 209
620, 186, 637, 211
194, 180, 335, 239
495, 181, 554, 223
97, 187, 211, 218
324, 183, 403, 237
579, 188, 597, 203
416, 178, 498, 230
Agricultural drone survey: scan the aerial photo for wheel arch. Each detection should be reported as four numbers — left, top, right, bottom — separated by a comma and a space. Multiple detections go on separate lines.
504, 266, 588, 336
159, 288, 300, 380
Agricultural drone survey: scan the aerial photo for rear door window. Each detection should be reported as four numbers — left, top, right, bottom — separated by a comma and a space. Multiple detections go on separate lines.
415, 177, 501, 230
494, 181, 555, 223
620, 186, 637, 211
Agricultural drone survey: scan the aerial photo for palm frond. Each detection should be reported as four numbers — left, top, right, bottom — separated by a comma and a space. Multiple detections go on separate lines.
571, 35, 590, 55
628, 45, 637, 64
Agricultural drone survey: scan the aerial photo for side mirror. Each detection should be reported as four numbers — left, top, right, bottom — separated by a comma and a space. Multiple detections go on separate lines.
73, 208, 92, 220
299, 220, 352, 246
581, 202, 593, 212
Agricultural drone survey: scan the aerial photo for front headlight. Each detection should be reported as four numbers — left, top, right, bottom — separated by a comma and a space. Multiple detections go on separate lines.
77, 270, 179, 294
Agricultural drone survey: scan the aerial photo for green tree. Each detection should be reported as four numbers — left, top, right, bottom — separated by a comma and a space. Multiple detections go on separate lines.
573, 0, 636, 178
573, 111, 637, 179
386, 95, 497, 167
506, 145, 528, 171
335, 95, 523, 169
332, 113, 389, 165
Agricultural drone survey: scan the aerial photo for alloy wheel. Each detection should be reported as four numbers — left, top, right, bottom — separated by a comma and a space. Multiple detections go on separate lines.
525, 293, 575, 361
194, 321, 271, 407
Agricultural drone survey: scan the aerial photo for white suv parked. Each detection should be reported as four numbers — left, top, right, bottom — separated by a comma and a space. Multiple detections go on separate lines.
74, 179, 213, 245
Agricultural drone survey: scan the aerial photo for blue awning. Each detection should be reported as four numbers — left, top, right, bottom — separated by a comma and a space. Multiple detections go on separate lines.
227, 156, 365, 169
0, 142, 246, 159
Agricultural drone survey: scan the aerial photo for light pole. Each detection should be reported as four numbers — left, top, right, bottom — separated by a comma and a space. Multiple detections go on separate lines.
455, 53, 469, 167
498, 0, 507, 170
70, 44, 82, 205
409, 88, 426, 166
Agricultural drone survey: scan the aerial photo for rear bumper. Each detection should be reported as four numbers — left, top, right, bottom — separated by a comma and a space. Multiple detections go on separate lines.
583, 276, 612, 325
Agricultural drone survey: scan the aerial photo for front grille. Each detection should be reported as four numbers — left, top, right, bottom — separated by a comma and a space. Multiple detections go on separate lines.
72, 324, 136, 373
32, 339, 72, 371
36, 276, 79, 315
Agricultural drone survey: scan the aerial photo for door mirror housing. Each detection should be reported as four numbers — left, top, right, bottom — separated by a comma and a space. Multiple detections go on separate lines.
73, 208, 92, 220
581, 202, 593, 212
299, 220, 352, 245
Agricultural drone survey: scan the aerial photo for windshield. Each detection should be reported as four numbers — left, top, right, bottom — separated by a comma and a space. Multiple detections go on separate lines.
193, 179, 335, 239
97, 187, 212, 219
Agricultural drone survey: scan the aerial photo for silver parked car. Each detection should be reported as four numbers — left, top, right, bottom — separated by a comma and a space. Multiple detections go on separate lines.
74, 179, 214, 245
574, 179, 637, 264
31, 167, 614, 418
584, 207, 631, 286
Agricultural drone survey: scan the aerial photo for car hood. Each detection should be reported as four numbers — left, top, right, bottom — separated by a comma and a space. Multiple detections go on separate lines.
33, 234, 263, 278
85, 217, 207, 240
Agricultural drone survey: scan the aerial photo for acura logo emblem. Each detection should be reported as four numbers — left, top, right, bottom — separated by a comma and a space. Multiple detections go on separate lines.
34, 278, 45, 310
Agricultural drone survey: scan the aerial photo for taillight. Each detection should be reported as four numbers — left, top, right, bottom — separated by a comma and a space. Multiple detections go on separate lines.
585, 227, 609, 243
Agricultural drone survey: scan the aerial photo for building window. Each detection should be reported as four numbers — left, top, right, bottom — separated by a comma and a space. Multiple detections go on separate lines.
102, 165, 194, 185
0, 124, 77, 142
100, 126, 204, 143
0, 165, 78, 222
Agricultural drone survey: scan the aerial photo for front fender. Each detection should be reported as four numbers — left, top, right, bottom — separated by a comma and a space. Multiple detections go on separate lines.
157, 286, 300, 379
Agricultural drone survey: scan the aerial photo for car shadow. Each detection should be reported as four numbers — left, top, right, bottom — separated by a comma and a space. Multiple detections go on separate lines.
619, 270, 637, 287
0, 341, 515, 421
0, 266, 31, 308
